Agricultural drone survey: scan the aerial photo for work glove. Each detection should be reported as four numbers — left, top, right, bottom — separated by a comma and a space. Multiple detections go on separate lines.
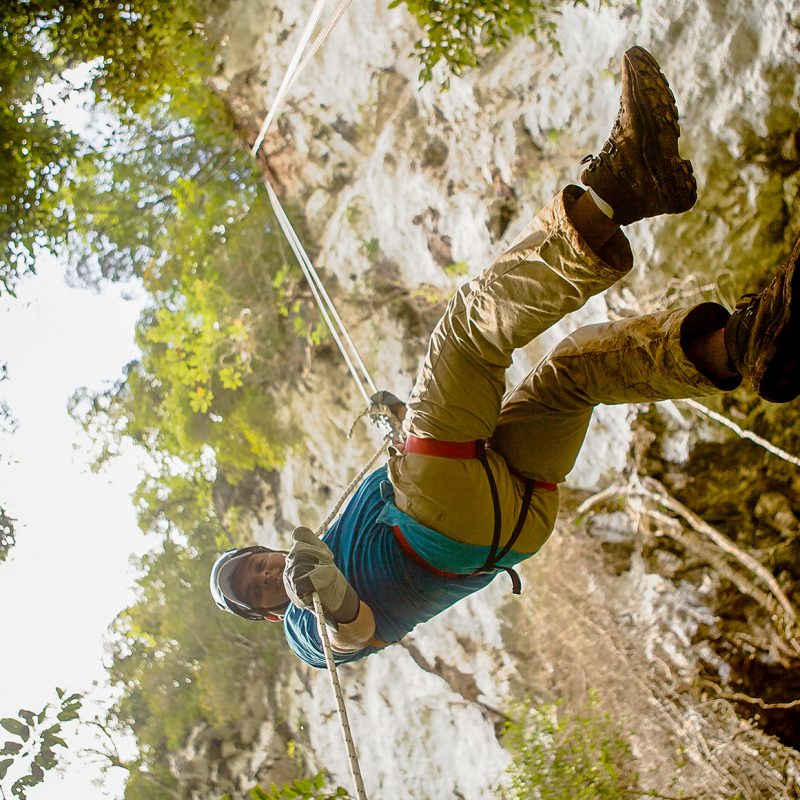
283, 526, 360, 627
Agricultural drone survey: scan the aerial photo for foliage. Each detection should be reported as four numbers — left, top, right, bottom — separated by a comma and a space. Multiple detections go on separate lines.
231, 773, 350, 800
2, 2, 319, 795
70, 182, 307, 486
0, 0, 222, 295
0, 364, 16, 563
0, 3, 77, 295
105, 472, 288, 799
51, 0, 321, 496
0, 506, 15, 565
0, 689, 82, 800
502, 691, 639, 800
60, 4, 316, 488
391, 0, 615, 84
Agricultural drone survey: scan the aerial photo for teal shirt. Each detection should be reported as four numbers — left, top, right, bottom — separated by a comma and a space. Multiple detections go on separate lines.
283, 466, 530, 668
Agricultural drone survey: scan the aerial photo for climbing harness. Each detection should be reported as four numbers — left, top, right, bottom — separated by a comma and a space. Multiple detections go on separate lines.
404, 434, 557, 593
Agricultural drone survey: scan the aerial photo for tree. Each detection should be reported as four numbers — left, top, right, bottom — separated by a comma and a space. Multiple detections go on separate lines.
103, 473, 289, 799
391, 0, 616, 84
0, 689, 82, 800
0, 0, 221, 294
2, 4, 304, 796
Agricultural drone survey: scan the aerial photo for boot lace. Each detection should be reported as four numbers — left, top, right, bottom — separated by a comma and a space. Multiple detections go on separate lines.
580, 134, 620, 172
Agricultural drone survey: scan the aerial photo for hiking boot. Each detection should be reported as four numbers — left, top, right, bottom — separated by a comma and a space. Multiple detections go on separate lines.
725, 235, 800, 403
580, 46, 697, 226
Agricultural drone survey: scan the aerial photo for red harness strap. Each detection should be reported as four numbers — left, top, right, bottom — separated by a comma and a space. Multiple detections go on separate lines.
404, 434, 481, 459
404, 433, 558, 492
391, 525, 467, 580
394, 434, 560, 594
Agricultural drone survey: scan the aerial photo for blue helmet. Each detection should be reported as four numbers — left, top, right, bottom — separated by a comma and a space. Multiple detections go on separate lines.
210, 545, 289, 621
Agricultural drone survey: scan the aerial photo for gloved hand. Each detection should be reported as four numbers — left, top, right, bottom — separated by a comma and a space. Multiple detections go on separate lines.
370, 390, 406, 423
283, 526, 360, 626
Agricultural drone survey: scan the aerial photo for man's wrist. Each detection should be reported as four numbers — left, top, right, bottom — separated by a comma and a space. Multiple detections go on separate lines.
329, 601, 376, 653
326, 582, 360, 625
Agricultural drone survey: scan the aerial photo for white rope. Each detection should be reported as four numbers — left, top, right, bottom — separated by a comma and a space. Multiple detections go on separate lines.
312, 591, 369, 800
295, 0, 354, 79
250, 0, 328, 157
265, 181, 377, 404
250, 0, 354, 157
249, 0, 378, 403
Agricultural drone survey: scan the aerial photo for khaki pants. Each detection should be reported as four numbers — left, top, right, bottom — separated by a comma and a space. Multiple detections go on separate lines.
388, 186, 733, 555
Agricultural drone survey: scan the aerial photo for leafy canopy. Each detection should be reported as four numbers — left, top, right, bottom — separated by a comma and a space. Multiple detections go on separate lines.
391, 0, 616, 84
0, 0, 219, 295
104, 473, 289, 800
2, 2, 314, 794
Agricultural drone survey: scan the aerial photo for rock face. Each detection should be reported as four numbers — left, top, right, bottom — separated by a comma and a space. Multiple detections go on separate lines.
180, 1, 800, 798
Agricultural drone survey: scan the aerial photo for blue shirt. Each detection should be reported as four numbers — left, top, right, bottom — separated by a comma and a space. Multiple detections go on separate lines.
283, 466, 530, 668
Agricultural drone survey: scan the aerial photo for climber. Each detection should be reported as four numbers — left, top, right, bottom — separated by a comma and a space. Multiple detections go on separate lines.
210, 46, 799, 668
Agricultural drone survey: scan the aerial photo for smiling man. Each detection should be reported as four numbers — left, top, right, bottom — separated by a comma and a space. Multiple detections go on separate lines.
210, 46, 800, 669
229, 548, 289, 620
211, 535, 380, 657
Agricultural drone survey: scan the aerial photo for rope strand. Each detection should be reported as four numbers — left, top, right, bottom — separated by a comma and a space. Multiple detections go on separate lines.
265, 182, 377, 402
312, 591, 369, 800
250, 0, 328, 157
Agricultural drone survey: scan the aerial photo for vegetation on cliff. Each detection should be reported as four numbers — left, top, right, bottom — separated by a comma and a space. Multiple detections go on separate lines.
2, 1, 799, 799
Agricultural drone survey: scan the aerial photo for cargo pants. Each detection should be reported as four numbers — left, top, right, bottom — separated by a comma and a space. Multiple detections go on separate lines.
387, 186, 737, 556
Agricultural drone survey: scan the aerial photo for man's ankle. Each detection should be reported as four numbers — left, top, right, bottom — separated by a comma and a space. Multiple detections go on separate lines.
568, 189, 621, 253
684, 327, 740, 383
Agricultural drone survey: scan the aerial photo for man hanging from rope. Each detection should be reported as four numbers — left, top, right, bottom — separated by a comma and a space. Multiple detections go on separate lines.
211, 46, 799, 668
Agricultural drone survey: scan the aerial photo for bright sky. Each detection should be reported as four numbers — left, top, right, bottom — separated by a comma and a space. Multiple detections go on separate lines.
0, 254, 148, 798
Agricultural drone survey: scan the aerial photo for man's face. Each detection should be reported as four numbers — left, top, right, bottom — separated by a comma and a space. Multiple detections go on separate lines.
232, 551, 288, 615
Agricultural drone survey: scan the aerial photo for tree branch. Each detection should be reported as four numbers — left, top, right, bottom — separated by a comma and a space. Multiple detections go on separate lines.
641, 475, 799, 635
700, 679, 800, 710
676, 398, 800, 468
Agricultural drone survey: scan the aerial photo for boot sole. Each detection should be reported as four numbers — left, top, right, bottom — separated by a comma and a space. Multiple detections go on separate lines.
759, 237, 800, 403
625, 46, 697, 215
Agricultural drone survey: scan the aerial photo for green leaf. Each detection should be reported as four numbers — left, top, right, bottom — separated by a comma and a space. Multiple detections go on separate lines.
0, 719, 29, 740
16, 710, 35, 725
0, 758, 13, 780
0, 741, 22, 755
34, 748, 57, 771
45, 735, 68, 749
11, 772, 39, 797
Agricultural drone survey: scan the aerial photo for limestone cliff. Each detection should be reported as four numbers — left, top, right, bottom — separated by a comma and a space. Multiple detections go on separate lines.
175, 2, 800, 797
